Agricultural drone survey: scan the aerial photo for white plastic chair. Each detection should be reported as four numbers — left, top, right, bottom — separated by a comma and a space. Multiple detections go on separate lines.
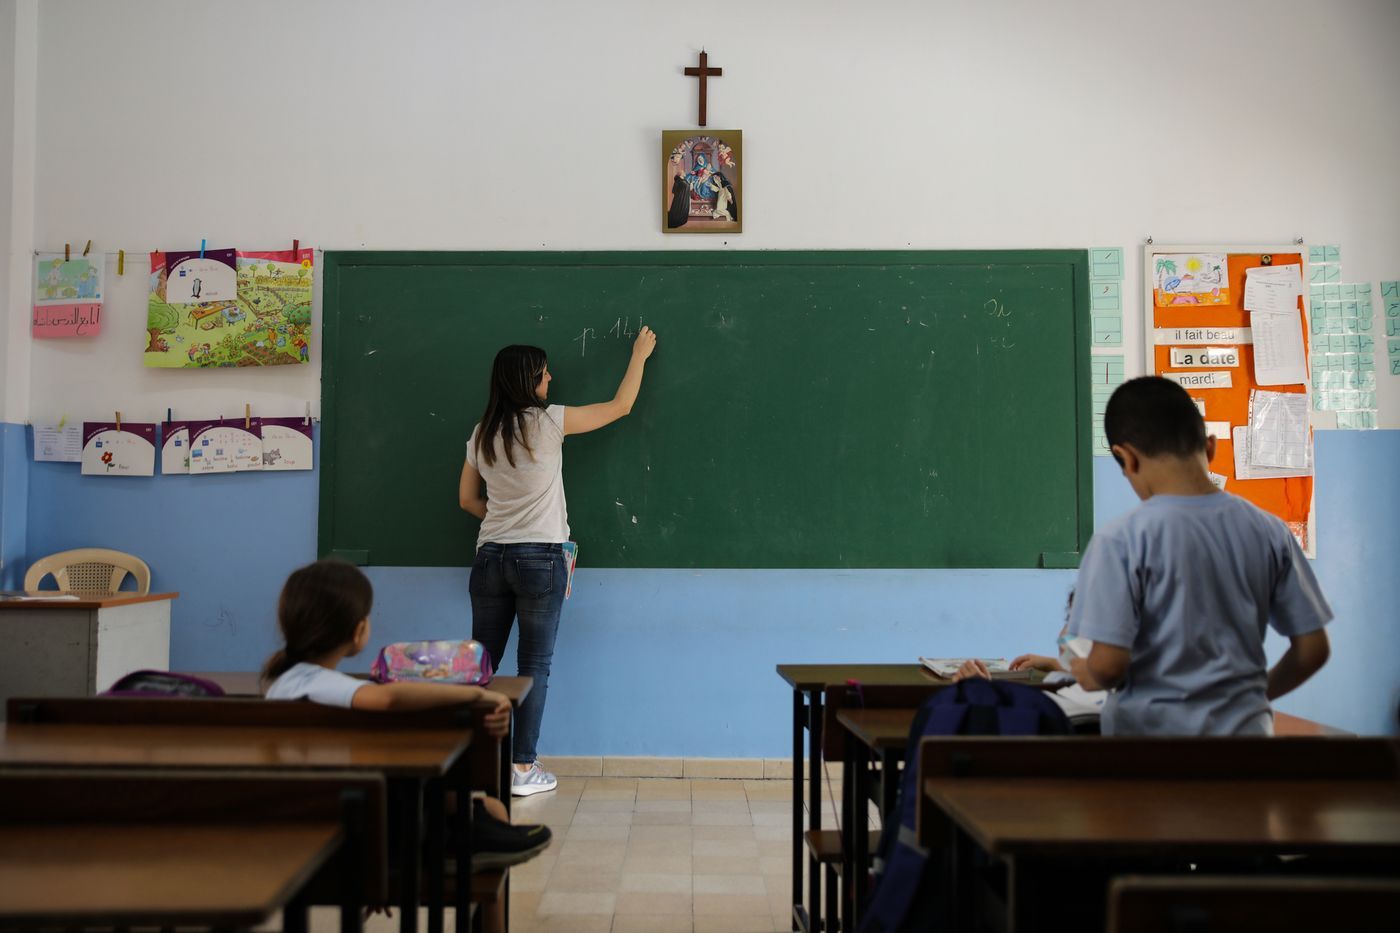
23, 548, 152, 595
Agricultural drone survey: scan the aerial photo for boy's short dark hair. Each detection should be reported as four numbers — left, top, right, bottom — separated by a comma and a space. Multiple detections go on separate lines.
1104, 376, 1207, 459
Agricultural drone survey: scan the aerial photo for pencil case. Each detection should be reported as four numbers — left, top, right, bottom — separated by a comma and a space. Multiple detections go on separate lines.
370, 639, 495, 685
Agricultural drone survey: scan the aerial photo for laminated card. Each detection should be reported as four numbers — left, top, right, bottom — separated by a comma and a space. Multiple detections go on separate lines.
81, 422, 156, 477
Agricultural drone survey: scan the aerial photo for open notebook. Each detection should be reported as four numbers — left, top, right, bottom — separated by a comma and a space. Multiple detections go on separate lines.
918, 657, 1011, 678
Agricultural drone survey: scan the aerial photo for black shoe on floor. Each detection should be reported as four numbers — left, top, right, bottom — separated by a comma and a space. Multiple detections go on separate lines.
466, 800, 553, 871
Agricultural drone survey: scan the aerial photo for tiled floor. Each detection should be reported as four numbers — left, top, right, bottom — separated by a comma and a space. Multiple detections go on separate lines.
307, 773, 868, 933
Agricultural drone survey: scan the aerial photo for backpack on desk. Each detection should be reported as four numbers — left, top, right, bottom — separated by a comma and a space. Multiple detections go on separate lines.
861, 679, 1070, 933
101, 670, 226, 698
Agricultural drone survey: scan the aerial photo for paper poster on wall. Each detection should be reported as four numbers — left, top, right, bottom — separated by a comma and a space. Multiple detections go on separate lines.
32, 253, 103, 338
1164, 370, 1233, 389
164, 248, 237, 304
145, 248, 313, 368
1250, 309, 1307, 386
188, 420, 263, 474
161, 421, 190, 474
1169, 346, 1239, 368
1154, 326, 1252, 345
1153, 253, 1229, 306
1247, 390, 1311, 471
1232, 427, 1311, 479
81, 423, 157, 476
260, 417, 314, 471
33, 422, 83, 462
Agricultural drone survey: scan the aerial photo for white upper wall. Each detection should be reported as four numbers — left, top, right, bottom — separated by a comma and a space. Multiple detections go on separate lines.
15, 0, 1400, 424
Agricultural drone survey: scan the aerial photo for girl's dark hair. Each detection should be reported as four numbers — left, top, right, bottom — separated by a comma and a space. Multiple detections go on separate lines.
475, 345, 548, 468
260, 559, 374, 684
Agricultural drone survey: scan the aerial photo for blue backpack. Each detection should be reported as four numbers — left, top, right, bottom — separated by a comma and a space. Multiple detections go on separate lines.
861, 679, 1070, 933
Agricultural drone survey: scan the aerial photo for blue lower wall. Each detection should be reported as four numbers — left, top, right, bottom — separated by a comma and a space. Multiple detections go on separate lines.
21, 427, 1400, 752
0, 423, 30, 591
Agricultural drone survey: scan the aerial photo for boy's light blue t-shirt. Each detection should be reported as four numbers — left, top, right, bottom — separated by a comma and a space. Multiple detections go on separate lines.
1069, 491, 1332, 736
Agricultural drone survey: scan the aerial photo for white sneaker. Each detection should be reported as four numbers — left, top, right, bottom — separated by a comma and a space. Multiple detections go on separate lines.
511, 761, 558, 797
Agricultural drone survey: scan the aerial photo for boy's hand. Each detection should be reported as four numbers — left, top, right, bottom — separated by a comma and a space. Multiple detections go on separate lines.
632, 326, 657, 361
1010, 654, 1062, 673
951, 658, 991, 682
478, 689, 512, 738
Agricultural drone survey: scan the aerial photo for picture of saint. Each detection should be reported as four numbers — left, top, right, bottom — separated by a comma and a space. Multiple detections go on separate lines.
662, 130, 741, 234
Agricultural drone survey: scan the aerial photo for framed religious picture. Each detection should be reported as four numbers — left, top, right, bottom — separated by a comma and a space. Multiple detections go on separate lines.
662, 130, 742, 234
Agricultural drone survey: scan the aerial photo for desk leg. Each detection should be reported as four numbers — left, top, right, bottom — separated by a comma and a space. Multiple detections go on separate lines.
426, 778, 446, 933
853, 741, 871, 923
791, 687, 803, 931
841, 730, 856, 933
880, 749, 900, 825
400, 781, 423, 933
807, 689, 823, 931
284, 890, 310, 933
501, 717, 513, 933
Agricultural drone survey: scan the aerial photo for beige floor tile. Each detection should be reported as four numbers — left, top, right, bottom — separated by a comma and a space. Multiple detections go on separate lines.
753, 824, 791, 842
692, 809, 754, 826
763, 875, 792, 899
692, 893, 775, 916
633, 809, 692, 825
749, 811, 789, 827
626, 836, 695, 859
636, 777, 693, 800
582, 777, 639, 799
691, 798, 751, 813
613, 891, 694, 914
690, 779, 748, 800
572, 808, 634, 825
628, 824, 692, 844
694, 874, 766, 896
744, 780, 792, 800
692, 824, 757, 841
756, 839, 790, 859
565, 823, 632, 842
636, 798, 692, 812
610, 914, 694, 933
693, 837, 759, 857
693, 916, 779, 933
510, 860, 554, 892
691, 855, 763, 876
619, 872, 693, 894
509, 889, 542, 918
622, 853, 692, 875
536, 891, 616, 915
556, 840, 627, 866
516, 913, 614, 933
542, 865, 624, 893
758, 855, 788, 876
576, 798, 637, 813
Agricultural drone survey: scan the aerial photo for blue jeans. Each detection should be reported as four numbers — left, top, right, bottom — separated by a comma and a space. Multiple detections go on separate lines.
469, 542, 566, 765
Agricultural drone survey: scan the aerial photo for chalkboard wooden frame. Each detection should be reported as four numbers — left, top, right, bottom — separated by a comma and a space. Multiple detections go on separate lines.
320, 250, 1094, 569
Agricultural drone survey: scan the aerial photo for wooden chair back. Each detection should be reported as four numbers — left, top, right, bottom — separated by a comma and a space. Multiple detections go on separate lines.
1107, 875, 1400, 933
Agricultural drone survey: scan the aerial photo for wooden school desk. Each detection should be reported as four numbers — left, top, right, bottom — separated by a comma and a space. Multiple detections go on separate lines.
0, 821, 342, 932
775, 664, 940, 931
0, 591, 177, 716
921, 777, 1400, 933
0, 710, 471, 933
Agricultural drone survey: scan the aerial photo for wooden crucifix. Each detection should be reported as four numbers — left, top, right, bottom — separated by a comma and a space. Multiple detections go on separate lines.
684, 49, 722, 127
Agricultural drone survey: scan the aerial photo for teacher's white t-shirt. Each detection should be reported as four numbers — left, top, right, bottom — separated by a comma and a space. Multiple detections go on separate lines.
466, 405, 570, 547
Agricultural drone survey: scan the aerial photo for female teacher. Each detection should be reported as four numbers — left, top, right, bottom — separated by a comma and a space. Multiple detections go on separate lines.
459, 326, 658, 795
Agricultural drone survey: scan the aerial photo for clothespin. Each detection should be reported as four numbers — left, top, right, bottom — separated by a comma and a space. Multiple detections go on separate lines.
291, 238, 299, 257
64, 244, 70, 261
303, 401, 311, 426
58, 415, 67, 430
118, 250, 125, 276
83, 240, 91, 257
115, 411, 121, 433
244, 403, 251, 430
199, 239, 206, 259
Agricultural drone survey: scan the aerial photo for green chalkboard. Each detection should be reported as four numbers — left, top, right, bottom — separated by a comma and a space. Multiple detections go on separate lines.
320, 251, 1093, 569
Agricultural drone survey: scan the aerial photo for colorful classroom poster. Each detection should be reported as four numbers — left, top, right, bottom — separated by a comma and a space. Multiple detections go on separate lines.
32, 253, 103, 338
81, 422, 157, 477
187, 420, 263, 474
161, 421, 190, 474
145, 248, 313, 368
1152, 253, 1230, 306
259, 417, 314, 471
164, 248, 237, 304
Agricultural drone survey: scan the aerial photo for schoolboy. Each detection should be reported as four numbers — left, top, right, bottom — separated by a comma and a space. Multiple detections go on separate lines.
1067, 377, 1332, 735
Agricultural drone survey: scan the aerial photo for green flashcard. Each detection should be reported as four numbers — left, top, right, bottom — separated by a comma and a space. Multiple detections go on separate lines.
1090, 248, 1124, 280
1342, 301, 1359, 318
1324, 264, 1341, 283
1358, 283, 1372, 299
1310, 285, 1326, 303
1389, 320, 1400, 336
1393, 359, 1400, 375
1325, 284, 1342, 301
1311, 315, 1324, 334
1092, 282, 1122, 312
1381, 281, 1400, 299
1325, 245, 1340, 263
1341, 283, 1356, 300
1390, 338, 1400, 355
1308, 246, 1328, 264
1359, 335, 1374, 353
1344, 335, 1360, 353
1310, 265, 1327, 284
1387, 300, 1400, 318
